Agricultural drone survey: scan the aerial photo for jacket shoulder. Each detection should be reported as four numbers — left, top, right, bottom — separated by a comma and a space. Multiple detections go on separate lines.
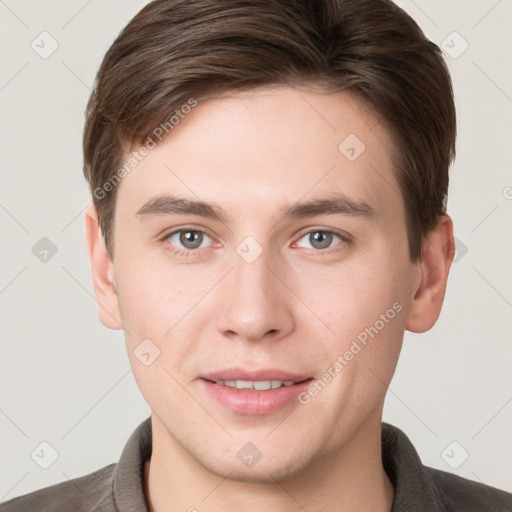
0, 463, 117, 512
426, 466, 512, 511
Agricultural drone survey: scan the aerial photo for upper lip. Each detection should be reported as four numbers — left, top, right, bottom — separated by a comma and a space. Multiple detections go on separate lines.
201, 368, 312, 382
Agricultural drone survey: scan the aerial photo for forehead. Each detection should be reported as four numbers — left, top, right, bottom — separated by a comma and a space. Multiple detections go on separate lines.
116, 86, 402, 222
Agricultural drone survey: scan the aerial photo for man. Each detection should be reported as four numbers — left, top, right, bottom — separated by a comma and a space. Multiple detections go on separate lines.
2, 0, 511, 510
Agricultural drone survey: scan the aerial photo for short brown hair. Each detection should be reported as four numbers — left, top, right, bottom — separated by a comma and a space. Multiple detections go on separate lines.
83, 0, 456, 260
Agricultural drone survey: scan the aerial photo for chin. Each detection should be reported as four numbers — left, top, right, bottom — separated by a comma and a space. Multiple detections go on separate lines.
211, 464, 305, 485
199, 450, 313, 484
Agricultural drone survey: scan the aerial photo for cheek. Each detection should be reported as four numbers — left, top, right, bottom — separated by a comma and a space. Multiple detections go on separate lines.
117, 280, 172, 337
114, 257, 221, 374
297, 257, 408, 369
117, 265, 202, 410
298, 267, 407, 424
296, 262, 387, 331
115, 255, 201, 335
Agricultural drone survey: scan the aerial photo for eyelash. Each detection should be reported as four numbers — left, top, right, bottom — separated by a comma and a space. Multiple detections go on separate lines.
161, 227, 351, 257
162, 227, 214, 258
293, 229, 351, 255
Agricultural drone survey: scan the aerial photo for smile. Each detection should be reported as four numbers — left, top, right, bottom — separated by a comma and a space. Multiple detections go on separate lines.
214, 379, 299, 391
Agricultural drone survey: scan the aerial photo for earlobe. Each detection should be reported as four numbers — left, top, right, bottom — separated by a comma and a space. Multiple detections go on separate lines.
84, 204, 123, 330
406, 215, 455, 333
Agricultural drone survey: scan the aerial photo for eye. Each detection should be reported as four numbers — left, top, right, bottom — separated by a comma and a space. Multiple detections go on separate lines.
295, 230, 344, 250
166, 229, 212, 251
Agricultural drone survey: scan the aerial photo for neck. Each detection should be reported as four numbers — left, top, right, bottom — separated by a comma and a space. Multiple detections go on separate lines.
144, 413, 394, 512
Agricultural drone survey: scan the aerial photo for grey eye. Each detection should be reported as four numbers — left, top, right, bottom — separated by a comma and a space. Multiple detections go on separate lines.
297, 231, 341, 250
168, 230, 211, 250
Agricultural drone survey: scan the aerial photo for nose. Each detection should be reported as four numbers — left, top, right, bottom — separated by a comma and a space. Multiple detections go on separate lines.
215, 244, 296, 343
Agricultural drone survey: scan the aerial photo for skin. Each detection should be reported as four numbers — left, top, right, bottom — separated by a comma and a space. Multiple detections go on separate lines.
85, 86, 454, 512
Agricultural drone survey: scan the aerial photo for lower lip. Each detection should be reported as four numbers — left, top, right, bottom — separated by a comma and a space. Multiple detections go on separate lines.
200, 379, 313, 415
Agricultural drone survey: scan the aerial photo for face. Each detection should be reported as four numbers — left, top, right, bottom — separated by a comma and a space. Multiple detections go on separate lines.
89, 86, 439, 482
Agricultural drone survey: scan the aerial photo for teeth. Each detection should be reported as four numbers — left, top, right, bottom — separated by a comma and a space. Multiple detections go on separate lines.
215, 379, 296, 391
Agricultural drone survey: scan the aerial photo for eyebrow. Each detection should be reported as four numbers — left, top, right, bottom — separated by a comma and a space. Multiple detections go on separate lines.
136, 195, 229, 223
281, 194, 376, 220
135, 193, 376, 223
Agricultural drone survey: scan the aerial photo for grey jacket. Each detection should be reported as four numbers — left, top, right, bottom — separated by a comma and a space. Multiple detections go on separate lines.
1, 418, 511, 511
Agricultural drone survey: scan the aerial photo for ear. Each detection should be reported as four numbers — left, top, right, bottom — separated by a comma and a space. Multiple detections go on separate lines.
84, 204, 123, 330
406, 215, 455, 333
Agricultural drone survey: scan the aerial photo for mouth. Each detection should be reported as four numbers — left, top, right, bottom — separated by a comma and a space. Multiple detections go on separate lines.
199, 369, 314, 415
206, 378, 311, 391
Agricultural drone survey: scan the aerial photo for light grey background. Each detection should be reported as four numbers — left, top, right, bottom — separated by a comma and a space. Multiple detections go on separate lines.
1, 0, 511, 502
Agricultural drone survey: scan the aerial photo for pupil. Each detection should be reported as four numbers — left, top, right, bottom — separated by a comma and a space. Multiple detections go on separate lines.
180, 230, 202, 249
311, 231, 332, 249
